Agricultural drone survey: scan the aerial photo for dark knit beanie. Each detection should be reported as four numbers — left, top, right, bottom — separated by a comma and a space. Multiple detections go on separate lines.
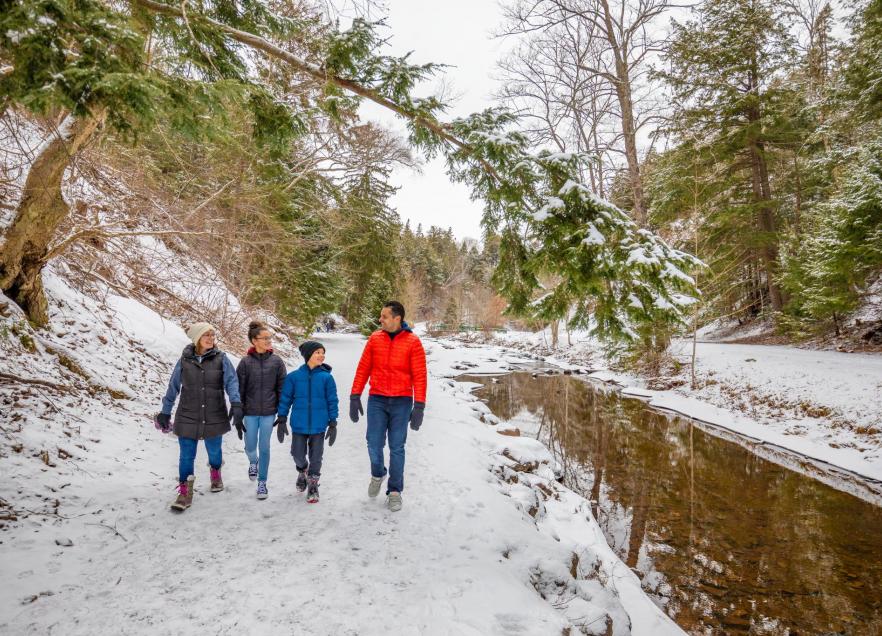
299, 340, 325, 362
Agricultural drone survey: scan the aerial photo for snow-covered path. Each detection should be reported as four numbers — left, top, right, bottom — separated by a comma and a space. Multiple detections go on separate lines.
2, 335, 535, 634
2, 331, 680, 635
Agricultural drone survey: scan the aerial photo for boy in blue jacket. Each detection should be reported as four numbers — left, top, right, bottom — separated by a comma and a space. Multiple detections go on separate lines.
275, 341, 339, 503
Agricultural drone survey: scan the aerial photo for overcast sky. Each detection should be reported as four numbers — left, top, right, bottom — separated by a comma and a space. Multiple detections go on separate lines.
356, 0, 509, 242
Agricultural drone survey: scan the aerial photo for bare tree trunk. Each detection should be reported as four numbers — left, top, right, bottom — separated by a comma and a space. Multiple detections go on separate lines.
597, 0, 647, 225
748, 139, 784, 311
590, 105, 606, 199
744, 55, 783, 313
792, 150, 803, 240
691, 167, 700, 389
0, 111, 105, 325
614, 66, 646, 224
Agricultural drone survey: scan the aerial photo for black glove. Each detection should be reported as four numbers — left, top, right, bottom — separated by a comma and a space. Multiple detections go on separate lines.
326, 421, 337, 446
230, 403, 246, 440
410, 402, 425, 431
276, 417, 288, 443
349, 394, 364, 423
154, 412, 171, 433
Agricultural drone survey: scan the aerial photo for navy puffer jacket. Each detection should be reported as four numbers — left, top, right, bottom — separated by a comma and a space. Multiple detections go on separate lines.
277, 363, 339, 435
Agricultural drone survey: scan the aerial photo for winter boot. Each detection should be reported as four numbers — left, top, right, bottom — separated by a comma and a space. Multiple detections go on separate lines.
248, 463, 258, 481
171, 475, 195, 512
256, 480, 268, 500
368, 476, 385, 497
306, 476, 320, 503
210, 466, 224, 492
387, 491, 402, 512
296, 469, 308, 493
368, 475, 384, 498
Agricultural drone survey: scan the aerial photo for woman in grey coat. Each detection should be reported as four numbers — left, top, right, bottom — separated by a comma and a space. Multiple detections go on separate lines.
156, 322, 242, 511
236, 321, 286, 499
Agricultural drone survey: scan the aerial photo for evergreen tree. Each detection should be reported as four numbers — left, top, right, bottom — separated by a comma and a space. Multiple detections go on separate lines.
660, 0, 800, 316
335, 167, 401, 325
777, 0, 882, 334
782, 141, 882, 333
843, 0, 882, 122
357, 273, 395, 336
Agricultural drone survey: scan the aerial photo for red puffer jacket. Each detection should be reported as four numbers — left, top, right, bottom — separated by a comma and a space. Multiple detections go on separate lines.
351, 327, 427, 403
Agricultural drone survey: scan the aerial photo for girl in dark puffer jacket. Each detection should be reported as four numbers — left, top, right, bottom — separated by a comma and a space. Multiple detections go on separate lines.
236, 321, 286, 500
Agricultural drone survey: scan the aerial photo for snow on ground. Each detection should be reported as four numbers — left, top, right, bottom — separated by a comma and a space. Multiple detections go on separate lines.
0, 277, 682, 634
446, 327, 882, 497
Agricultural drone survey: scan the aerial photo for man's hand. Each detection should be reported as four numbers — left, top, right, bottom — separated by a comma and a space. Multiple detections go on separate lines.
349, 395, 364, 423
409, 402, 425, 431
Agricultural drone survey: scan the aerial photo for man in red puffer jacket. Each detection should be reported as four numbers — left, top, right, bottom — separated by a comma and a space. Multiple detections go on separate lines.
349, 300, 427, 512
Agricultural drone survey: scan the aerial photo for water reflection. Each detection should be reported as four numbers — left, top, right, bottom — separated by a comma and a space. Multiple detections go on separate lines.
461, 372, 882, 635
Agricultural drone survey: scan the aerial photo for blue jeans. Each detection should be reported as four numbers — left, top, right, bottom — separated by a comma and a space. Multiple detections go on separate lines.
366, 395, 412, 494
244, 415, 275, 481
178, 435, 223, 483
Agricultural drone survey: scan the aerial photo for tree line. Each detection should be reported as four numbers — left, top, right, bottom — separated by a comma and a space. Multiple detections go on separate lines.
6, 0, 878, 349
496, 0, 882, 340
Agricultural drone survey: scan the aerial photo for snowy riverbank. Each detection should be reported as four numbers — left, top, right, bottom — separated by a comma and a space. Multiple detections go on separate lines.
443, 328, 882, 500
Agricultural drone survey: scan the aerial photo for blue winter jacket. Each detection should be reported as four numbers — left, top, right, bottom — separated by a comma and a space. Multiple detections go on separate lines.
277, 363, 339, 435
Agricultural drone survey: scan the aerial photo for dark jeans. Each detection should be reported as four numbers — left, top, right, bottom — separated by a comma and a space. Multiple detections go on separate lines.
178, 435, 223, 483
366, 395, 411, 495
290, 433, 325, 477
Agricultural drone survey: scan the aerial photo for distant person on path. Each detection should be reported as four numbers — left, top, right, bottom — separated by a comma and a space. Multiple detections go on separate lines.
236, 321, 286, 500
155, 323, 242, 512
349, 301, 427, 512
275, 341, 339, 503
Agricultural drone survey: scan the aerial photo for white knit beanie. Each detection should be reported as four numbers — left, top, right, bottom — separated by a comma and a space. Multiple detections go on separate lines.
186, 322, 215, 346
